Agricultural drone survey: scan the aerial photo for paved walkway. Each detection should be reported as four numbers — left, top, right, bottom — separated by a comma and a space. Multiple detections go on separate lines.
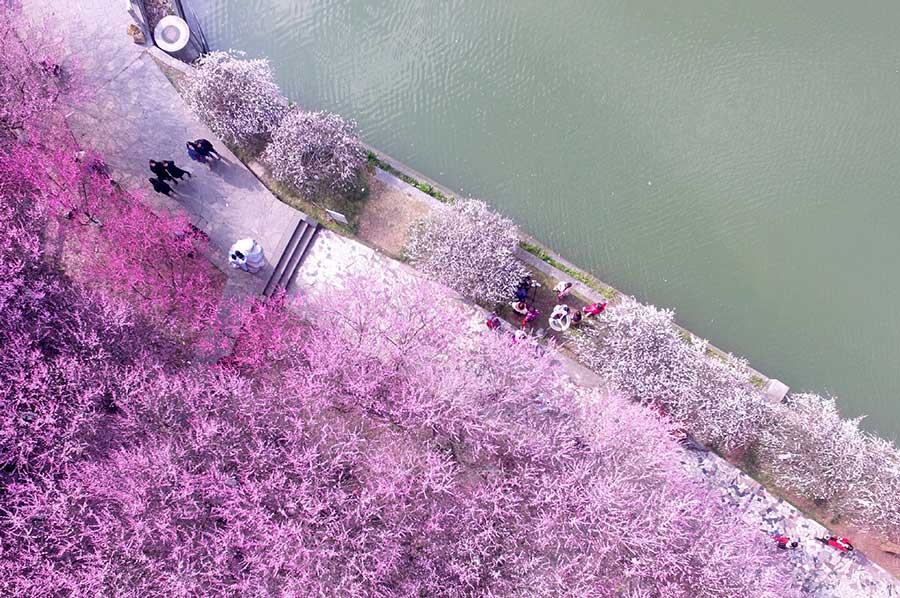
28, 1, 899, 595
27, 0, 304, 297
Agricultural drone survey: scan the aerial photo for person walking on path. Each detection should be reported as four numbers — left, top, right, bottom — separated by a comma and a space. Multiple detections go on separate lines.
194, 138, 222, 161
149, 177, 178, 197
163, 160, 192, 183
149, 159, 175, 184
522, 307, 540, 329
186, 141, 211, 169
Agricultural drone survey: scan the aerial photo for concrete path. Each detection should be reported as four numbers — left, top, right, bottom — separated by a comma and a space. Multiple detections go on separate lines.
27, 0, 304, 297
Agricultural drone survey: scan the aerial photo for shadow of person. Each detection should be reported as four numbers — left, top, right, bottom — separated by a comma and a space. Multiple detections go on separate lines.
209, 158, 261, 191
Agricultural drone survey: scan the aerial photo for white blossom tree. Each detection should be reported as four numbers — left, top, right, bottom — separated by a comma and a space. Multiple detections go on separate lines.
570, 298, 900, 539
851, 435, 900, 538
405, 199, 527, 304
757, 394, 900, 540
184, 51, 286, 145
568, 298, 767, 453
261, 109, 364, 196
756, 393, 869, 506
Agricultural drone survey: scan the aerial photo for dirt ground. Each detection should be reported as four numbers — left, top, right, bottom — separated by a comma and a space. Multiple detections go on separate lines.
356, 175, 432, 258
493, 264, 593, 347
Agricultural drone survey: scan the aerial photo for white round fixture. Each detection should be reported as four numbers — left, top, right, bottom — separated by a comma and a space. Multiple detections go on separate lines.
154, 15, 190, 53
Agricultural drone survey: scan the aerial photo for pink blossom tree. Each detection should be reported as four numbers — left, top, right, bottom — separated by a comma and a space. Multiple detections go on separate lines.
0, 6, 82, 139
184, 50, 287, 146
405, 198, 528, 305
262, 108, 365, 197
1, 262, 798, 595
0, 7, 814, 592
0, 140, 224, 350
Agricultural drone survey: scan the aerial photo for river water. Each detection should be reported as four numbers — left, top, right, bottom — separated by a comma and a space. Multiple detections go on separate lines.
192, 0, 900, 439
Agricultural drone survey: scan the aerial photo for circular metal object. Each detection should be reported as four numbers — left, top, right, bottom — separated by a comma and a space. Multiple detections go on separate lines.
154, 15, 190, 53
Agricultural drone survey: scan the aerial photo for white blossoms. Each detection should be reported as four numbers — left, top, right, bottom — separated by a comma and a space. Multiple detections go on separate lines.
185, 51, 287, 145
262, 109, 365, 196
406, 199, 527, 305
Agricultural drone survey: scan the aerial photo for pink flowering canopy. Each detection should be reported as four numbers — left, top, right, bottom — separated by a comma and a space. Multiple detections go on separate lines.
0, 171, 795, 597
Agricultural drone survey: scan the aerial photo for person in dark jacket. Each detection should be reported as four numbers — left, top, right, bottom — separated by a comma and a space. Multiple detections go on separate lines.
149, 177, 178, 197
149, 159, 174, 183
194, 138, 222, 161
163, 160, 192, 183
186, 142, 210, 168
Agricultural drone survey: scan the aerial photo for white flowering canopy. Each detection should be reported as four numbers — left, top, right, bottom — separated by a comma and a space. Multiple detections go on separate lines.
405, 199, 527, 305
569, 298, 767, 453
262, 109, 365, 197
184, 51, 287, 145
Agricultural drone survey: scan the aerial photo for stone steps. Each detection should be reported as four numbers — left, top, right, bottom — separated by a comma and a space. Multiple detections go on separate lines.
263, 216, 320, 297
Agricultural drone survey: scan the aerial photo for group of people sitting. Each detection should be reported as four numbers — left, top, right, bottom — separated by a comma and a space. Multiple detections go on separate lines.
486, 276, 609, 334
544, 281, 608, 332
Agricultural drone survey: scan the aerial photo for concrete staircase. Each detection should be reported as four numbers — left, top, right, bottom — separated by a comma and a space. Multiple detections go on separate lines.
262, 216, 320, 297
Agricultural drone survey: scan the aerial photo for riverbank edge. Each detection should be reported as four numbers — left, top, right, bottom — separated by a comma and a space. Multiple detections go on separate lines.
147, 45, 900, 576
356, 121, 778, 392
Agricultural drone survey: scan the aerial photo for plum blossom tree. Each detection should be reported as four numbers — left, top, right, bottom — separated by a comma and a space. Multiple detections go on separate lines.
0, 7, 838, 592
0, 7, 82, 138
569, 297, 900, 541
1, 260, 798, 595
758, 393, 900, 539
0, 175, 147, 480
851, 435, 900, 538
756, 393, 869, 505
405, 198, 528, 305
568, 298, 768, 453
184, 50, 287, 145
262, 108, 365, 197
0, 140, 224, 349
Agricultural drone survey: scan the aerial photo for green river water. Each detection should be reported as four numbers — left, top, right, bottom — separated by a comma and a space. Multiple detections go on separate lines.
192, 0, 900, 439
